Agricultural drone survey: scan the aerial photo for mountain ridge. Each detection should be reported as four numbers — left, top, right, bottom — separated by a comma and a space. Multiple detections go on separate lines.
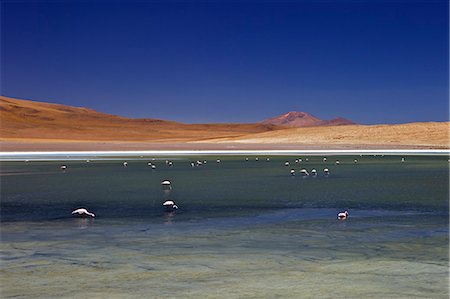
261, 111, 355, 127
1, 96, 448, 150
0, 96, 279, 141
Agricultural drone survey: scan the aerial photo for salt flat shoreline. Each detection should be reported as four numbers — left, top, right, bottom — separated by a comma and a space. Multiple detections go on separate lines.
1, 140, 449, 161
1, 149, 449, 161
1, 140, 448, 151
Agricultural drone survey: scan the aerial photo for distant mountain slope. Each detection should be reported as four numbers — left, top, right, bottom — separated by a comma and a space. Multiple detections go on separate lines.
326, 117, 355, 126
197, 122, 449, 148
0, 96, 278, 141
261, 111, 355, 127
0, 96, 179, 126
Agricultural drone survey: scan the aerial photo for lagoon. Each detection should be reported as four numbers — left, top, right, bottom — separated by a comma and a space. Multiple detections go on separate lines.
1, 155, 448, 298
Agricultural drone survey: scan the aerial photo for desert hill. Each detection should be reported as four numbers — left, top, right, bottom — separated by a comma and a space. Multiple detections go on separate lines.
261, 111, 355, 127
1, 96, 448, 150
0, 96, 279, 142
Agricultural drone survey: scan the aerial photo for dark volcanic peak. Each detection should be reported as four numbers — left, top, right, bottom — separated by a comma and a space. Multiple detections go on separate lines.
261, 111, 355, 127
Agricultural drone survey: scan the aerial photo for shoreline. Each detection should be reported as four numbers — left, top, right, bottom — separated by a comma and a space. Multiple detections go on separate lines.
1, 149, 449, 161
1, 140, 448, 152
1, 139, 449, 160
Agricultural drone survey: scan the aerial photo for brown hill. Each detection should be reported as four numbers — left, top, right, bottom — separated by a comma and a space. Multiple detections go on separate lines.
327, 117, 355, 126
261, 111, 355, 127
0, 96, 279, 142
261, 111, 324, 127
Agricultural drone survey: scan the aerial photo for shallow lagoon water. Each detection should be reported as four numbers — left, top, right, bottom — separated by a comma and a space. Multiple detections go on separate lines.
1, 155, 449, 298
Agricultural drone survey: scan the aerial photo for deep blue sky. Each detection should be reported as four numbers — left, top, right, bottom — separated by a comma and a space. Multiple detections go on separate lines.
2, 0, 448, 124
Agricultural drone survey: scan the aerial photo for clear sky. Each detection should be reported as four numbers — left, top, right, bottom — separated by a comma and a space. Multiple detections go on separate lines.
2, 0, 448, 124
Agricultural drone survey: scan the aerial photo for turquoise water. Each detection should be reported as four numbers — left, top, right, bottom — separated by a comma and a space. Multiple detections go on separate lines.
1, 155, 449, 298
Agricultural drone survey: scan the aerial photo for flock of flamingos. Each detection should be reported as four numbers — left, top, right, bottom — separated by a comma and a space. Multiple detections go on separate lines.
66, 155, 408, 221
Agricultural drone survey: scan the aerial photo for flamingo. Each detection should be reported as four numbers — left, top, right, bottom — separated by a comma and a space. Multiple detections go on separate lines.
163, 200, 178, 210
72, 208, 95, 218
161, 180, 172, 189
337, 210, 348, 220
300, 169, 309, 176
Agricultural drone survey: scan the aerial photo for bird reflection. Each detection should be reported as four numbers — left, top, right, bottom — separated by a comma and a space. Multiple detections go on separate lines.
75, 217, 94, 229
164, 211, 175, 225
